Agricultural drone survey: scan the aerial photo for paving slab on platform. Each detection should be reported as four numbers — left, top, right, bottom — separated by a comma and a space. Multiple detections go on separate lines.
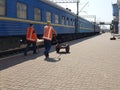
1, 33, 120, 90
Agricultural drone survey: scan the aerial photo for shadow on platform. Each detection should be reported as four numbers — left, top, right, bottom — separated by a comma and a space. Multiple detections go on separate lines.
44, 57, 61, 62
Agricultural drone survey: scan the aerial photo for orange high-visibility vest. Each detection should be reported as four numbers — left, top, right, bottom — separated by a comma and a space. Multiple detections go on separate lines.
43, 26, 56, 41
26, 27, 37, 42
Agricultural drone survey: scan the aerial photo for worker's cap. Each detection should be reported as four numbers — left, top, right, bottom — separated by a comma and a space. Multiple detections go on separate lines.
47, 21, 51, 25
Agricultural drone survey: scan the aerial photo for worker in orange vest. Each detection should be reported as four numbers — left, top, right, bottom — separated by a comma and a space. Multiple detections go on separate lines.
24, 23, 38, 56
43, 21, 57, 59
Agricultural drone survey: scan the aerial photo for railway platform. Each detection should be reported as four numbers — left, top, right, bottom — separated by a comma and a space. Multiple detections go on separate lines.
0, 33, 120, 90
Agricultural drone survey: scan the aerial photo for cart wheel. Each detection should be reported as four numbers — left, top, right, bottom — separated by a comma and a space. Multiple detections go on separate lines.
56, 44, 60, 53
110, 37, 116, 40
66, 45, 70, 53
56, 49, 60, 53
56, 48, 60, 53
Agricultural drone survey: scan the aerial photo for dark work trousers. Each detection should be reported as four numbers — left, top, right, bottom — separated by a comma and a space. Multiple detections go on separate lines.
44, 39, 51, 57
24, 40, 37, 56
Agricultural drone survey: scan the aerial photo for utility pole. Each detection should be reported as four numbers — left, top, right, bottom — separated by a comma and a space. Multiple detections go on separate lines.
76, 0, 80, 33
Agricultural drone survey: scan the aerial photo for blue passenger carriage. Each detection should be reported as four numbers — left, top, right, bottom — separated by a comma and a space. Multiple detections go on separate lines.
0, 0, 100, 52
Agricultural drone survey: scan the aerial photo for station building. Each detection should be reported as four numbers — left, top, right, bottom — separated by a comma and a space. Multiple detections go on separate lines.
112, 3, 119, 33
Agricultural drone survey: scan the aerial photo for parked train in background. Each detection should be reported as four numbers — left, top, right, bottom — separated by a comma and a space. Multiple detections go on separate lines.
0, 0, 100, 52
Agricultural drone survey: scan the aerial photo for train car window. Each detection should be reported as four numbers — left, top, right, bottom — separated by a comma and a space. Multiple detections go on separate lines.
0, 0, 6, 16
70, 19, 72, 26
66, 18, 69, 25
34, 8, 41, 21
62, 16, 65, 25
46, 11, 51, 22
17, 2, 27, 19
55, 14, 59, 24
73, 19, 75, 26
80, 23, 83, 27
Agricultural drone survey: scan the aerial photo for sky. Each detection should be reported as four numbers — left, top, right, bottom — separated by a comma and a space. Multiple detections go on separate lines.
55, 0, 117, 25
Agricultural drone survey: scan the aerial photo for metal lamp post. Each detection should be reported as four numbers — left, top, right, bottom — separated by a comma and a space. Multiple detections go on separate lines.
75, 0, 80, 33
